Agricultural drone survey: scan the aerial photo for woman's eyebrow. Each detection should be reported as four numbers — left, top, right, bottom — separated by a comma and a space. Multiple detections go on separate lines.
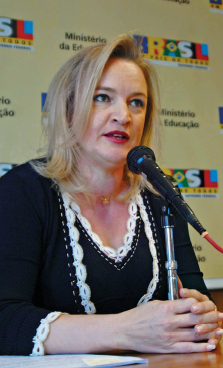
95, 86, 115, 92
95, 86, 147, 98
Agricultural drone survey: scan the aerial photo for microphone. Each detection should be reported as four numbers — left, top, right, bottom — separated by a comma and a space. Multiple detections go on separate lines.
127, 145, 205, 235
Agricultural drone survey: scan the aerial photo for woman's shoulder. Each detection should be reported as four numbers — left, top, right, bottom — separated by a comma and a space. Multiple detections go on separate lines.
0, 159, 55, 201
0, 160, 60, 223
1, 159, 49, 185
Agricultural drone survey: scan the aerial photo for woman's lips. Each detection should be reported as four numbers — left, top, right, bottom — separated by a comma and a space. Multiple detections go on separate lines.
104, 130, 129, 142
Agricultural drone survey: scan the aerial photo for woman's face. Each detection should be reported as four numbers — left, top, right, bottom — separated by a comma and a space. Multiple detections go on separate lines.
80, 58, 148, 170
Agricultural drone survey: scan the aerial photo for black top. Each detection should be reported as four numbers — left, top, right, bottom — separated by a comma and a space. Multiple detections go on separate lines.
0, 162, 210, 355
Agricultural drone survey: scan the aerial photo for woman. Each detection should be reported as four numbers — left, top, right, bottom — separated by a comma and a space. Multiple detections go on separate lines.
0, 34, 222, 356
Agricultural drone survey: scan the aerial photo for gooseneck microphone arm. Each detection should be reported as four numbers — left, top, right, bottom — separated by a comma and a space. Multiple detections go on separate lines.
127, 145, 206, 235
127, 145, 223, 254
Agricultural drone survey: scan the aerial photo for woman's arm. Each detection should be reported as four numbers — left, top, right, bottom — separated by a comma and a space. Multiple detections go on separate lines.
43, 297, 223, 354
0, 164, 55, 355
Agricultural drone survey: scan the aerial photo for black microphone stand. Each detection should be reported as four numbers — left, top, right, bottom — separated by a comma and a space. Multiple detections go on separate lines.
161, 206, 178, 300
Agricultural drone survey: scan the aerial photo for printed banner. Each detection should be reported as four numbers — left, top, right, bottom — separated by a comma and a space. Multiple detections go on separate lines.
0, 16, 34, 50
210, 0, 223, 13
1, 0, 223, 283
133, 35, 209, 69
162, 168, 219, 198
161, 108, 199, 130
219, 107, 223, 134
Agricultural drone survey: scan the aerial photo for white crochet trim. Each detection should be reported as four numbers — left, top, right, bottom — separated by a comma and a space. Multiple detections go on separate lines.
70, 197, 138, 264
62, 193, 96, 315
136, 193, 159, 305
30, 311, 63, 356
62, 191, 159, 311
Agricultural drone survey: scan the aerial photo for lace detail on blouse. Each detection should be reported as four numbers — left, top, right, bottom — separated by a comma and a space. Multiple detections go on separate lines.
70, 196, 138, 264
62, 191, 159, 312
30, 311, 63, 356
136, 193, 159, 305
62, 193, 96, 315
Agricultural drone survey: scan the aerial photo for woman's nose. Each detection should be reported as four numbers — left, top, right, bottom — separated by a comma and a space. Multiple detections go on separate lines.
110, 101, 130, 125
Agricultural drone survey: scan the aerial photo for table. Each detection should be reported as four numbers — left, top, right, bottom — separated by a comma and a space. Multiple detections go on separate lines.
125, 344, 223, 368
0, 346, 222, 368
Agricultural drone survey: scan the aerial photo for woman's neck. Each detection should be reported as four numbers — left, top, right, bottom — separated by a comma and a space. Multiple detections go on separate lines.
80, 162, 127, 200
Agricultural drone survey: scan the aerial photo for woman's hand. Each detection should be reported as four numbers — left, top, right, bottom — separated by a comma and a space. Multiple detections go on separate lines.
178, 286, 223, 347
117, 296, 223, 354
44, 293, 223, 355
44, 277, 222, 355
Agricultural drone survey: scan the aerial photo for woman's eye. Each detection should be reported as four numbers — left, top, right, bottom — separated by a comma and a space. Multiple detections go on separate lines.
93, 94, 110, 102
130, 99, 144, 107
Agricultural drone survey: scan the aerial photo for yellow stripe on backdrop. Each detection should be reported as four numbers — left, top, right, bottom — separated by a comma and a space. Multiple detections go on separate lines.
0, 0, 223, 286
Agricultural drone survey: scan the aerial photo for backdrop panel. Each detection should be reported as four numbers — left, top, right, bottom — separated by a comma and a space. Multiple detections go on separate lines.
1, 0, 222, 286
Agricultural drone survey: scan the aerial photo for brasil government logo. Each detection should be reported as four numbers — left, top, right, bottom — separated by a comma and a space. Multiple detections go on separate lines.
41, 93, 48, 123
162, 168, 218, 198
210, 0, 223, 13
41, 93, 47, 111
219, 107, 223, 134
0, 17, 34, 50
133, 35, 209, 70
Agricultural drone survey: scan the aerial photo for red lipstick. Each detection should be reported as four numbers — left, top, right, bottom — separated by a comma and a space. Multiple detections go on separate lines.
103, 130, 129, 144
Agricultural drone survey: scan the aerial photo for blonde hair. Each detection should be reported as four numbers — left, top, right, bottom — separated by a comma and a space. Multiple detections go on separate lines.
33, 33, 162, 200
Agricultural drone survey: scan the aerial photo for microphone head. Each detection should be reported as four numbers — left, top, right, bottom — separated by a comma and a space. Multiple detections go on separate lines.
126, 145, 156, 174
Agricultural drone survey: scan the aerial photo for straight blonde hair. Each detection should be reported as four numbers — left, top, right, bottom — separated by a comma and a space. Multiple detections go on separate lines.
33, 33, 162, 201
